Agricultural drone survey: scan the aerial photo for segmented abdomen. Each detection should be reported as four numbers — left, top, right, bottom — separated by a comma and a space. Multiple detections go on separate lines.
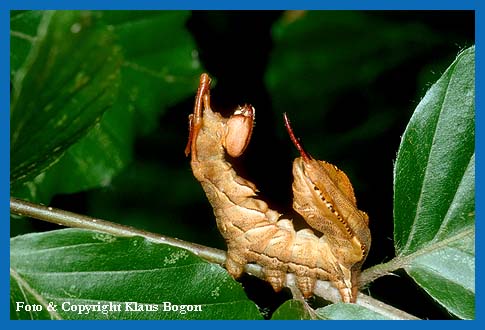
190, 106, 347, 299
194, 159, 337, 297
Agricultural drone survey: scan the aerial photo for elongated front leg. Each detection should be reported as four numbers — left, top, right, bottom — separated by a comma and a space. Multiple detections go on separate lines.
185, 73, 212, 158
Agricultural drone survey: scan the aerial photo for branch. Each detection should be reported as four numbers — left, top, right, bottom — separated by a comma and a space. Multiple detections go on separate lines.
10, 197, 226, 265
360, 259, 403, 287
10, 197, 418, 320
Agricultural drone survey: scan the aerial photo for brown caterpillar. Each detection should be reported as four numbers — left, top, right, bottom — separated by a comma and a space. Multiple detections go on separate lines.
186, 73, 371, 303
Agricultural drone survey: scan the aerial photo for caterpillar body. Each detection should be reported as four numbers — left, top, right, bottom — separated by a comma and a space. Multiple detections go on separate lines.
186, 73, 371, 303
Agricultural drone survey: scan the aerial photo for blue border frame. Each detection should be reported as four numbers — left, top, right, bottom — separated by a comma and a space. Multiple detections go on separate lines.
3, 0, 482, 326
1, 2, 10, 324
1, 0, 481, 10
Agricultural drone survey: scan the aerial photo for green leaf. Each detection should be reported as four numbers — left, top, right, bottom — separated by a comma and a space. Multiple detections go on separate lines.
101, 11, 202, 134
10, 11, 122, 186
316, 303, 392, 320
11, 103, 134, 203
271, 300, 393, 320
10, 11, 203, 203
271, 300, 395, 320
393, 46, 475, 319
10, 11, 43, 78
270, 300, 312, 320
10, 229, 262, 320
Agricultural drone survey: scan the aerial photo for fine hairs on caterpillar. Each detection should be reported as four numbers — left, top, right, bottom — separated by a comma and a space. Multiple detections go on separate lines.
186, 73, 371, 303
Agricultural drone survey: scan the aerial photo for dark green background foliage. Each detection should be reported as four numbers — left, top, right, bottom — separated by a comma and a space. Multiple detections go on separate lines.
10, 10, 474, 319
